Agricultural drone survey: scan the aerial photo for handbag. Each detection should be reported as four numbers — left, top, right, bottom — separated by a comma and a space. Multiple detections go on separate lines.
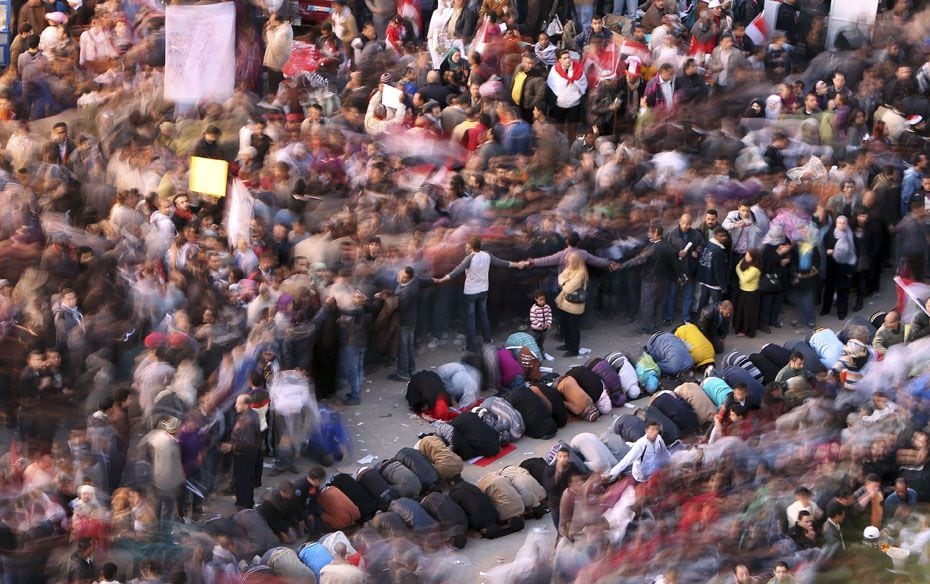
565, 288, 587, 304
758, 272, 783, 294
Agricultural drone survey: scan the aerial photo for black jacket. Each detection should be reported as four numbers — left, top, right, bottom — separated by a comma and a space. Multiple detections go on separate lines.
257, 490, 303, 535
395, 278, 433, 329
665, 227, 704, 278
505, 386, 557, 439
452, 7, 478, 41
675, 73, 709, 103
696, 240, 730, 292
619, 238, 677, 283
449, 480, 498, 531
696, 303, 729, 344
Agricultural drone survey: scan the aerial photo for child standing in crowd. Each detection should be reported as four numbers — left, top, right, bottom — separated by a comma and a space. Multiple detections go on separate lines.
530, 290, 554, 362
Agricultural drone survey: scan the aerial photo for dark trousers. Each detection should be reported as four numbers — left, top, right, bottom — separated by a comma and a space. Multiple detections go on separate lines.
640, 280, 667, 331
265, 67, 284, 96
562, 311, 581, 353
758, 291, 785, 328
233, 451, 258, 509
531, 328, 548, 353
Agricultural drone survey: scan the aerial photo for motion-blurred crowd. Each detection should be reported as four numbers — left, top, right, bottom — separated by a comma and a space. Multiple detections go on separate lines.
4, 0, 930, 581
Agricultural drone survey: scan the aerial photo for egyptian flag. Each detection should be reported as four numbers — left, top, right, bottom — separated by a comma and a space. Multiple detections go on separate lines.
746, 10, 769, 45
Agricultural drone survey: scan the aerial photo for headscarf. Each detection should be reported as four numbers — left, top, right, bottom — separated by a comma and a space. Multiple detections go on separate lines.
761, 223, 786, 247
831, 215, 857, 266
765, 95, 782, 120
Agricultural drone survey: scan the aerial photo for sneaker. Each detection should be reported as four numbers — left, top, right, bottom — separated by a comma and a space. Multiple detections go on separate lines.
387, 373, 410, 382
562, 350, 579, 357
578, 347, 591, 355
286, 464, 299, 474
268, 467, 285, 477
341, 397, 361, 406
543, 352, 555, 362
427, 338, 440, 350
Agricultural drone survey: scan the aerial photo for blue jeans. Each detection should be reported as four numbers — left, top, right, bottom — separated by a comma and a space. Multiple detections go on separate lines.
665, 279, 694, 323
613, 0, 637, 17
341, 345, 366, 400
464, 291, 492, 353
397, 327, 415, 378
795, 288, 816, 328
575, 3, 593, 31
693, 284, 722, 315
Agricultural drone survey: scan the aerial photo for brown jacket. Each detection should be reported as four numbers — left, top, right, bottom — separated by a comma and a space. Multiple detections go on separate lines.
18, 3, 47, 36
507, 63, 547, 112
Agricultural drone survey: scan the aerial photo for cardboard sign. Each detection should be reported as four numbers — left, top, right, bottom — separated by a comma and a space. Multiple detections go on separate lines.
188, 156, 229, 197
381, 84, 404, 110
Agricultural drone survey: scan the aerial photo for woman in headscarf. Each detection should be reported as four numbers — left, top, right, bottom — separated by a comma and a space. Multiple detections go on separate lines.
70, 484, 108, 545
745, 98, 765, 118
764, 94, 782, 120
556, 252, 588, 358
440, 48, 469, 89
821, 215, 857, 320
758, 224, 793, 333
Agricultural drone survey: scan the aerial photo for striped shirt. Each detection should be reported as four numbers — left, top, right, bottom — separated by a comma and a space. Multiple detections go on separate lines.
530, 303, 553, 331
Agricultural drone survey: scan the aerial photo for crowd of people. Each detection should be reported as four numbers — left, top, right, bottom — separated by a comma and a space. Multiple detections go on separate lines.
4, 0, 930, 580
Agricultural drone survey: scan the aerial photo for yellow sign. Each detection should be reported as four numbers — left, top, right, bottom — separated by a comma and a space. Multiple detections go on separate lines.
189, 156, 229, 197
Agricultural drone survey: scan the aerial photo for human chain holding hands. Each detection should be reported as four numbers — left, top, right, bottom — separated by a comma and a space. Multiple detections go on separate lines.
433, 236, 524, 353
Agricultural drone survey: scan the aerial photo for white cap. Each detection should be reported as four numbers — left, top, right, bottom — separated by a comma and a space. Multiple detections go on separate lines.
707, 0, 722, 8
863, 526, 881, 540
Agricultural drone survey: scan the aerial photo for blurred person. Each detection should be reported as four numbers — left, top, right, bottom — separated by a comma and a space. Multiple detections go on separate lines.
139, 416, 184, 526
263, 12, 293, 96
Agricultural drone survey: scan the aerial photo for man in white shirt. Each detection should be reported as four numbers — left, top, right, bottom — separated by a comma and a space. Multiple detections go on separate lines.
785, 486, 822, 528
434, 236, 521, 353
263, 12, 294, 95
79, 14, 119, 70
605, 420, 670, 482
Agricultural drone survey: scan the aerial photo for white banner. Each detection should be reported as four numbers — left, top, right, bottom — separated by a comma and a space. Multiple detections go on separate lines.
225, 179, 254, 250
165, 3, 236, 103
827, 0, 879, 49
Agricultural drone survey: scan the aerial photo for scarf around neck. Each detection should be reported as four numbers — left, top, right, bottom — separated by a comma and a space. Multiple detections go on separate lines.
554, 60, 584, 83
